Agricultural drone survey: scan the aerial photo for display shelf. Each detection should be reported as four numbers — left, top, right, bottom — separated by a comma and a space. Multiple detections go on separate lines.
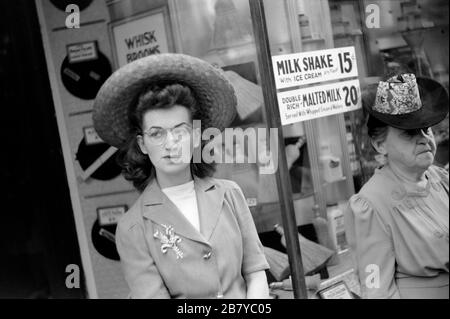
333, 31, 363, 40
293, 191, 315, 201
269, 248, 358, 299
301, 37, 325, 44
321, 176, 347, 188
254, 190, 314, 208
399, 25, 444, 36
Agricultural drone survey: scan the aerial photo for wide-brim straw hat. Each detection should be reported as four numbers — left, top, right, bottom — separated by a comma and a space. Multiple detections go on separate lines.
364, 74, 448, 130
93, 53, 237, 148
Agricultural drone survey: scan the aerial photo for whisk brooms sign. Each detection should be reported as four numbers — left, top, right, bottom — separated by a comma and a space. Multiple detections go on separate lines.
110, 6, 173, 67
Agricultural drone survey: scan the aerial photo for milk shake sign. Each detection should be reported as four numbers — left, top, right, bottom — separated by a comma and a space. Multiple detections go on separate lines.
272, 46, 361, 125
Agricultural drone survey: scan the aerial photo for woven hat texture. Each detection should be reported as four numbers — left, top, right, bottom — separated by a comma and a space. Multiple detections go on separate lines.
365, 74, 448, 130
93, 53, 237, 148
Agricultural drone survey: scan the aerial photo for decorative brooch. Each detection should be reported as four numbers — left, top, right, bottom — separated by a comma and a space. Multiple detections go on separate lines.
153, 224, 184, 259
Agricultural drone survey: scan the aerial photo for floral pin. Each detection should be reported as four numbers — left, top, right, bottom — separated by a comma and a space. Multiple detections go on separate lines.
153, 224, 184, 259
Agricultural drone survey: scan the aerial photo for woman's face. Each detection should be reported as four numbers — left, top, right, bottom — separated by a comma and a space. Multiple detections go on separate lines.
380, 126, 437, 173
137, 105, 199, 177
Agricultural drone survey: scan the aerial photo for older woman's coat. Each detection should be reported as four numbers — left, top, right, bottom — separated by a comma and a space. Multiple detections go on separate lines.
345, 165, 449, 299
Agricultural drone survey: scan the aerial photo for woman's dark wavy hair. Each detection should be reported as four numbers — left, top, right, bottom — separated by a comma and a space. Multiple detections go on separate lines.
116, 83, 216, 192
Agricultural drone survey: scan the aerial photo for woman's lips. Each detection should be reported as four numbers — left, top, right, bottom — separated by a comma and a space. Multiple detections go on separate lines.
163, 154, 182, 160
417, 149, 432, 155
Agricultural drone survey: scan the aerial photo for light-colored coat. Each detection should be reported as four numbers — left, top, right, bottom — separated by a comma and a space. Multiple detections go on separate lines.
116, 176, 269, 299
345, 165, 449, 299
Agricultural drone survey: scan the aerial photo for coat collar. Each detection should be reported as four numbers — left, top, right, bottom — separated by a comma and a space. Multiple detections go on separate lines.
141, 176, 225, 245
380, 165, 437, 200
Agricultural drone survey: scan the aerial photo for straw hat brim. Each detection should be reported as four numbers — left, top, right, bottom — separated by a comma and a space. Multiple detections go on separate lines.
93, 54, 237, 148
364, 77, 449, 130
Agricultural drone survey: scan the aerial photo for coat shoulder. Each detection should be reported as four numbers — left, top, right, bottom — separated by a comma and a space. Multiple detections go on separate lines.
210, 177, 241, 191
428, 165, 449, 183
358, 167, 395, 201
117, 195, 144, 232
353, 167, 400, 225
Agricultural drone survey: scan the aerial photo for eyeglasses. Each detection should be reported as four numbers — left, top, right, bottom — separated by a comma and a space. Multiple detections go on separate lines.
403, 127, 432, 138
142, 123, 192, 146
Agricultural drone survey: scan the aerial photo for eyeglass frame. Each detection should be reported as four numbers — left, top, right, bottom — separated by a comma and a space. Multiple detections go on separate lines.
402, 127, 433, 138
140, 122, 193, 146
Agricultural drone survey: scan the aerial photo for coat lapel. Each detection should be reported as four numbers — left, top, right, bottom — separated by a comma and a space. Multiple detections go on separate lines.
141, 179, 206, 244
141, 177, 226, 245
194, 176, 225, 242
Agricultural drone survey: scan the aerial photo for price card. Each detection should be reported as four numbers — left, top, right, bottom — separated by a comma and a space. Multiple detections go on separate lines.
272, 47, 358, 89
83, 126, 104, 145
317, 281, 354, 299
277, 79, 361, 125
67, 41, 98, 63
97, 205, 127, 226
246, 198, 258, 207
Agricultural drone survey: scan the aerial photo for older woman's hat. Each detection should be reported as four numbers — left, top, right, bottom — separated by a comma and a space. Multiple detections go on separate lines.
93, 53, 237, 148
365, 73, 448, 130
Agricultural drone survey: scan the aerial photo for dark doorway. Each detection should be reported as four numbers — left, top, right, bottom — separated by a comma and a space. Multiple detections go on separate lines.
0, 0, 85, 298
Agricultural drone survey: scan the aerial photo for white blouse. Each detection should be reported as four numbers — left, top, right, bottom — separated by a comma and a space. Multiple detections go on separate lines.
162, 180, 200, 232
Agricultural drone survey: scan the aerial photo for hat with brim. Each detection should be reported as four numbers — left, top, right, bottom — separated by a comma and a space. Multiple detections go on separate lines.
364, 74, 449, 130
93, 53, 237, 148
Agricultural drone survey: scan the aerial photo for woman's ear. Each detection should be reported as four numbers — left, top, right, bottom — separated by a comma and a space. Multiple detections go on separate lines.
137, 135, 148, 155
371, 138, 387, 155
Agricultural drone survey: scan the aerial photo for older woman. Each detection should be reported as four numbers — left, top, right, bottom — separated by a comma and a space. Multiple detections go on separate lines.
345, 74, 449, 299
92, 54, 269, 299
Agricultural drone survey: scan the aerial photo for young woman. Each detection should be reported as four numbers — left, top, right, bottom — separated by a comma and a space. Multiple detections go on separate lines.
93, 53, 269, 299
345, 74, 449, 298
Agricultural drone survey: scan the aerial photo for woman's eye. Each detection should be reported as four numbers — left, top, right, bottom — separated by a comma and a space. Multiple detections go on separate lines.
173, 126, 190, 136
402, 128, 433, 138
403, 130, 417, 137
149, 131, 162, 138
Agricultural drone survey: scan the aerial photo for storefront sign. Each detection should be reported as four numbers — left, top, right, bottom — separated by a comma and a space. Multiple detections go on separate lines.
272, 46, 361, 125
110, 7, 173, 67
60, 51, 112, 100
272, 47, 358, 89
276, 79, 361, 125
76, 138, 121, 181
97, 205, 127, 226
67, 41, 98, 63
93, 205, 127, 260
246, 198, 258, 207
83, 126, 103, 145
317, 281, 354, 299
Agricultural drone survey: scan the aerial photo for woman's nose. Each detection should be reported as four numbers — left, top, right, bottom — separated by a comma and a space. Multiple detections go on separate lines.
164, 130, 177, 147
417, 129, 433, 143
164, 130, 179, 149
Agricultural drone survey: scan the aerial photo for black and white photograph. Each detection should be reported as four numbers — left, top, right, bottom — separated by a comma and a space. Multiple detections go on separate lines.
0, 0, 448, 308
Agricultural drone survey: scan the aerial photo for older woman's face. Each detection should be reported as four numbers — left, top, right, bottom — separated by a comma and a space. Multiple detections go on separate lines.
137, 105, 198, 176
383, 126, 436, 172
